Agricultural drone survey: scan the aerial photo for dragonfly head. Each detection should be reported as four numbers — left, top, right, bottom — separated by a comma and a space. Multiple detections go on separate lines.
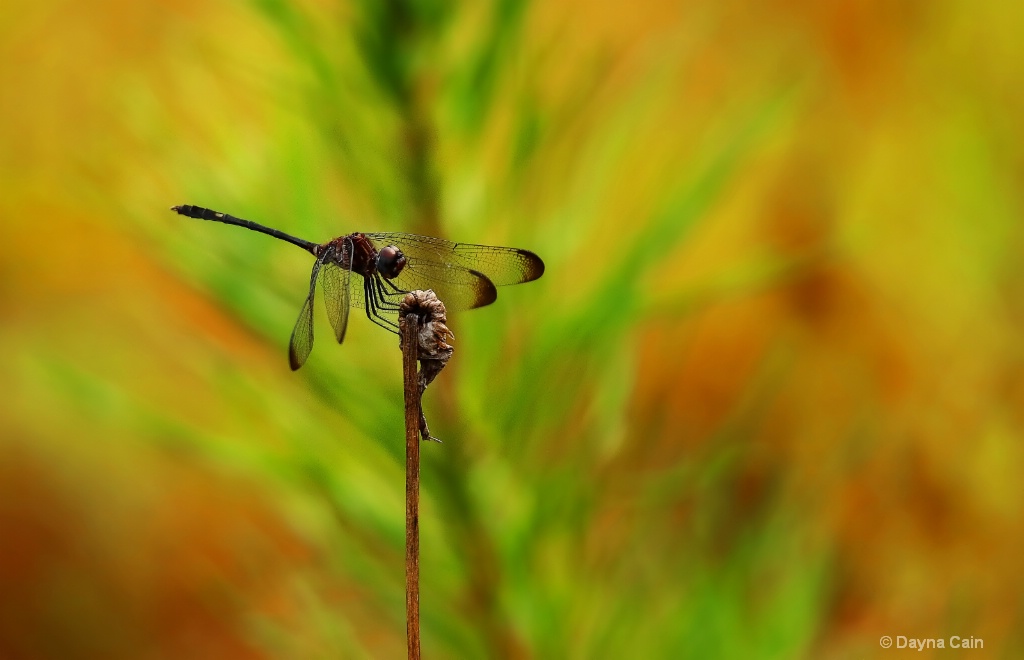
376, 245, 407, 279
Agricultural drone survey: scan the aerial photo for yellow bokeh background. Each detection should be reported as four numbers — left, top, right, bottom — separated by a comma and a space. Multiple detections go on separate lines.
2, 1, 1022, 657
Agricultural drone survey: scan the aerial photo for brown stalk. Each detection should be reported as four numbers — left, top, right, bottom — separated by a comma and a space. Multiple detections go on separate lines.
400, 290, 453, 659
401, 311, 422, 660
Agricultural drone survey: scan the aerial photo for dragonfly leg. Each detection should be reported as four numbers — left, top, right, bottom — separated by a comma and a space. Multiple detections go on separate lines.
381, 276, 406, 295
362, 277, 400, 334
369, 276, 403, 328
373, 277, 405, 312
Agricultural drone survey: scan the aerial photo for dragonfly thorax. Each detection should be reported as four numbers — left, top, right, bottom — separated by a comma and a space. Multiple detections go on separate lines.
320, 233, 396, 278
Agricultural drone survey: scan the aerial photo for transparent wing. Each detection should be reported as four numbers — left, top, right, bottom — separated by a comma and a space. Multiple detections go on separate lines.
386, 261, 497, 311
364, 233, 545, 286
320, 247, 352, 343
288, 255, 326, 370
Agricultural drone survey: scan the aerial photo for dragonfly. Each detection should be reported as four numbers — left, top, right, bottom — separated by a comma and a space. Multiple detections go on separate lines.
172, 205, 545, 370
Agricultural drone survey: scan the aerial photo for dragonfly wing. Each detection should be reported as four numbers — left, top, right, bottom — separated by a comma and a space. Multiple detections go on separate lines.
288, 255, 326, 370
384, 261, 497, 311
364, 233, 545, 287
449, 242, 544, 285
320, 245, 352, 343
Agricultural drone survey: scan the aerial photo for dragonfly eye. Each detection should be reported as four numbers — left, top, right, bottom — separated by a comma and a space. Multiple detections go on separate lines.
376, 245, 407, 279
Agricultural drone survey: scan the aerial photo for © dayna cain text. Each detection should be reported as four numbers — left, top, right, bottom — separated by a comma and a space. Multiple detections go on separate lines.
890, 635, 983, 650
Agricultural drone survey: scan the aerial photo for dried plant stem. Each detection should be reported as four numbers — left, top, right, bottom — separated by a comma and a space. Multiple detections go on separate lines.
402, 313, 422, 660
400, 290, 453, 658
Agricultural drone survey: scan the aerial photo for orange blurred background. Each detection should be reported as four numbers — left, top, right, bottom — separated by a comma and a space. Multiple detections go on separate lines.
2, 0, 1023, 657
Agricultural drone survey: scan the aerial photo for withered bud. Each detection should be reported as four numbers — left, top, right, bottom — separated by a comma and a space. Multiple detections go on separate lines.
399, 290, 454, 441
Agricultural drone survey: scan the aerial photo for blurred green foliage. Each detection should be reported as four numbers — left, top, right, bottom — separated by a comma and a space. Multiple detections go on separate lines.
2, 0, 1024, 658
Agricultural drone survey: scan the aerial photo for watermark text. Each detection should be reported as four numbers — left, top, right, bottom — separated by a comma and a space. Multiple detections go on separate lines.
879, 635, 984, 650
